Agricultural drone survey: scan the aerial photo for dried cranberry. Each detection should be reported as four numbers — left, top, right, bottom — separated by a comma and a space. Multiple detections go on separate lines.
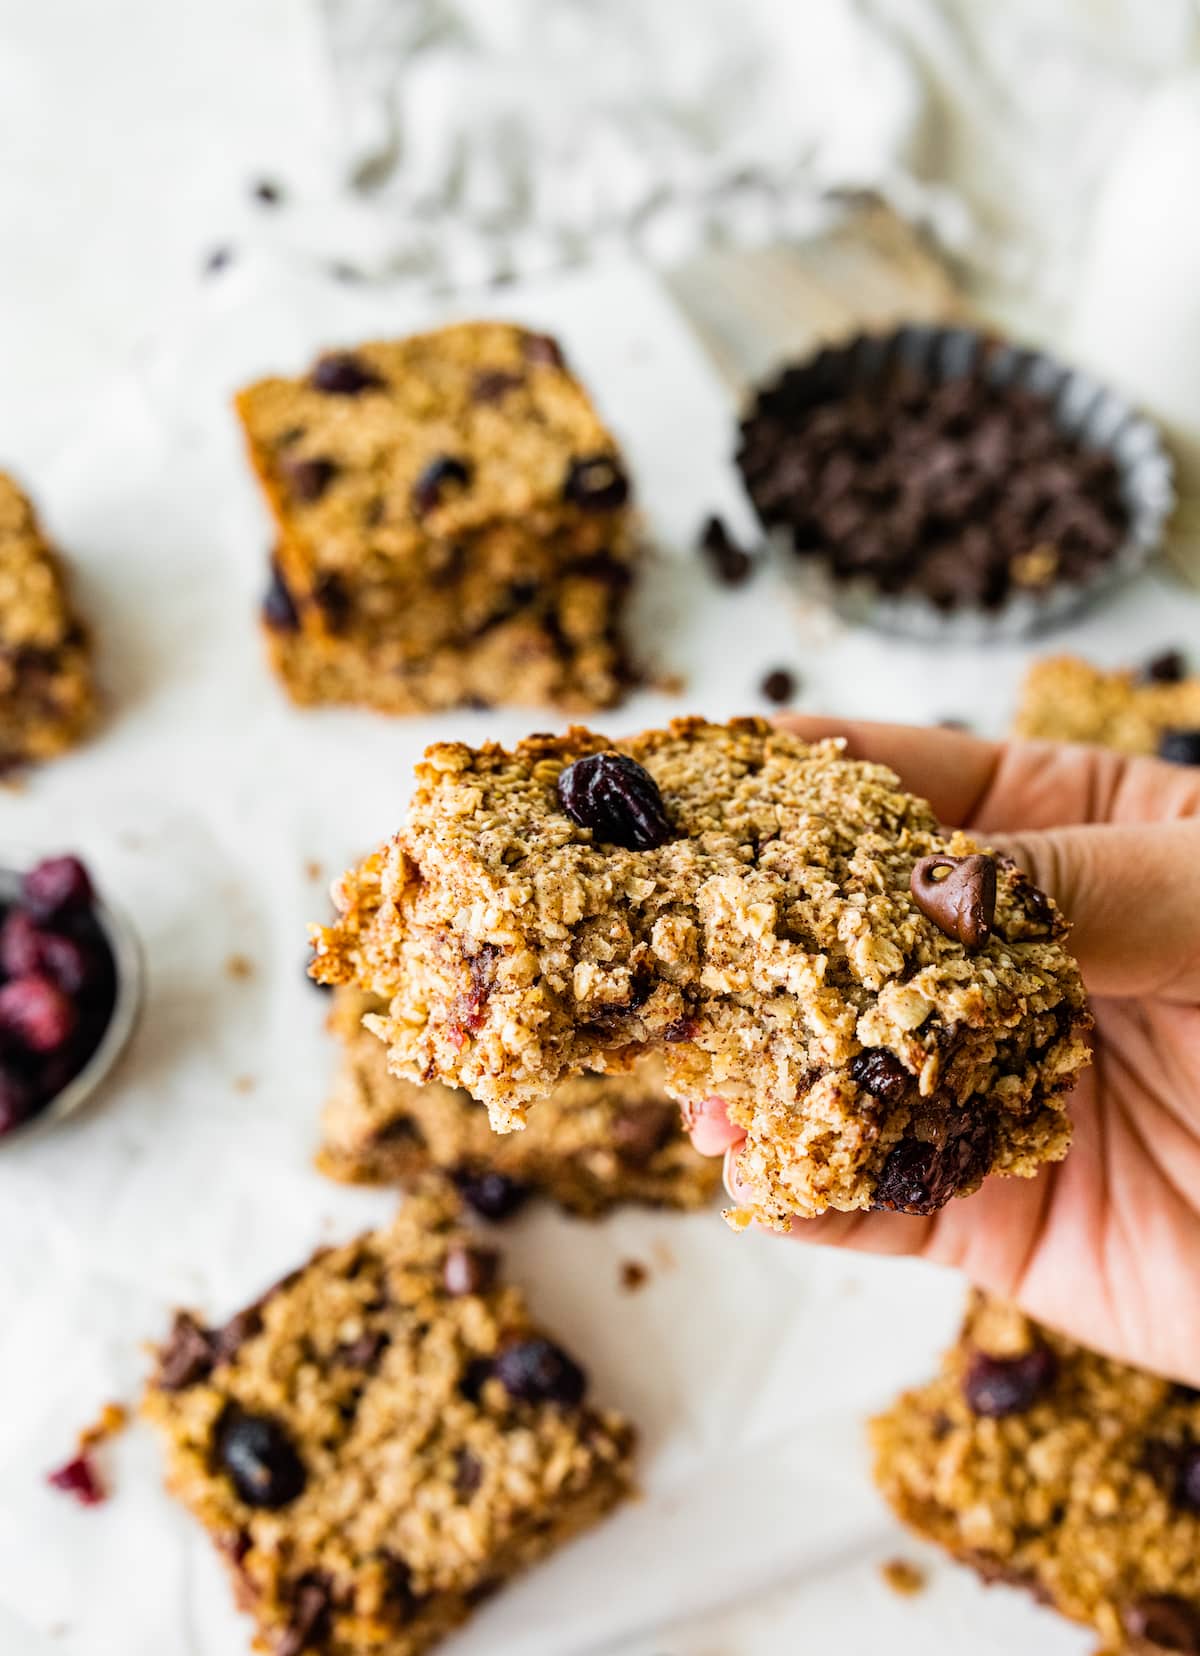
0, 908, 41, 978
849, 1049, 911, 1108
412, 455, 472, 516
556, 752, 672, 850
443, 1244, 499, 1297
1121, 1595, 1200, 1653
1142, 649, 1188, 685
21, 856, 93, 921
1159, 729, 1200, 767
494, 1338, 587, 1406
0, 975, 77, 1053
262, 563, 300, 633
310, 351, 383, 395
871, 1110, 994, 1215
215, 1409, 306, 1508
564, 453, 630, 512
962, 1347, 1057, 1417
472, 370, 524, 404
452, 1168, 531, 1221
281, 455, 337, 503
47, 1452, 105, 1506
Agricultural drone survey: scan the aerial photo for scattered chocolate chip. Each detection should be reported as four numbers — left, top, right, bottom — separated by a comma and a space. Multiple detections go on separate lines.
443, 1245, 499, 1297
215, 1409, 306, 1508
452, 1168, 531, 1222
412, 454, 473, 516
611, 1102, 678, 1166
262, 563, 300, 633
849, 1048, 911, 1107
1158, 729, 1200, 767
47, 1452, 105, 1506
1143, 649, 1188, 685
275, 1573, 332, 1656
280, 455, 337, 503
310, 352, 383, 396
619, 1260, 649, 1292
963, 1347, 1057, 1417
872, 1109, 995, 1214
760, 667, 797, 704
472, 369, 524, 404
521, 332, 564, 368
910, 853, 997, 949
454, 1446, 484, 1497
204, 245, 234, 276
557, 752, 672, 850
564, 454, 630, 512
494, 1338, 587, 1407
251, 178, 283, 207
699, 515, 756, 585
156, 1311, 218, 1391
22, 856, 94, 920
1122, 1595, 1200, 1653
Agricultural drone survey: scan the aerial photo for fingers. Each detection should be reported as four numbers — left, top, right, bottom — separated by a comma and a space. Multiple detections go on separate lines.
686, 1095, 746, 1158
993, 820, 1200, 1000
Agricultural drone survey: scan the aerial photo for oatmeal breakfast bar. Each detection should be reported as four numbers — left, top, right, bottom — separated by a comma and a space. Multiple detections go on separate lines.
1014, 652, 1200, 761
871, 1293, 1200, 1653
319, 988, 719, 1216
0, 471, 95, 771
310, 717, 1091, 1229
236, 322, 637, 714
144, 1183, 634, 1656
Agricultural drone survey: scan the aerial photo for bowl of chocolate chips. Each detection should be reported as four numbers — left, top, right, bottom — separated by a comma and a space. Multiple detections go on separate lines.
736, 325, 1175, 642
0, 854, 141, 1139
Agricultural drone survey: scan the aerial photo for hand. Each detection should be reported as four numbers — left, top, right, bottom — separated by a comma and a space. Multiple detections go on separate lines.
690, 717, 1200, 1384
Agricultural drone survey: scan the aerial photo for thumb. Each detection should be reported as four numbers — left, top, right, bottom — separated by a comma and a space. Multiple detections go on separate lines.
993, 821, 1200, 1001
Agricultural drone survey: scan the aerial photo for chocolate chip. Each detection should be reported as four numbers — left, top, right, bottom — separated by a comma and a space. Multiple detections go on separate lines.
493, 1338, 587, 1406
872, 1109, 995, 1214
760, 668, 797, 704
452, 1168, 531, 1221
564, 454, 630, 512
412, 454, 472, 516
458, 1357, 494, 1403
1158, 729, 1200, 766
443, 1245, 499, 1297
310, 352, 383, 396
215, 1409, 306, 1508
521, 332, 564, 368
1122, 1595, 1200, 1653
262, 563, 300, 633
611, 1101, 678, 1166
251, 178, 283, 207
557, 752, 672, 850
280, 455, 337, 503
472, 370, 524, 404
312, 572, 352, 632
849, 1049, 911, 1108
962, 1347, 1057, 1417
204, 245, 234, 276
454, 1446, 484, 1497
1143, 649, 1188, 685
699, 515, 756, 585
275, 1573, 332, 1656
910, 853, 997, 949
156, 1312, 217, 1391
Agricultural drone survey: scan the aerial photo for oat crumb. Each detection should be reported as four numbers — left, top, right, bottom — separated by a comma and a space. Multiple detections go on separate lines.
304, 859, 324, 882
881, 1557, 927, 1597
226, 953, 255, 980
233, 1075, 257, 1094
80, 1401, 128, 1452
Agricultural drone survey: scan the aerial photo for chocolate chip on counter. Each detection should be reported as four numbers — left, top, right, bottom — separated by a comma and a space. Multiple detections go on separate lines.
1142, 649, 1188, 685
760, 668, 797, 705
275, 1574, 332, 1656
563, 454, 630, 512
910, 853, 997, 949
1158, 729, 1200, 767
251, 178, 284, 207
962, 1347, 1057, 1417
557, 752, 672, 850
849, 1049, 911, 1108
1121, 1595, 1200, 1654
452, 1168, 531, 1221
262, 564, 301, 633
310, 351, 383, 396
611, 1101, 678, 1166
699, 515, 756, 586
443, 1244, 500, 1297
871, 1110, 994, 1214
412, 455, 473, 516
494, 1338, 587, 1406
215, 1409, 306, 1508
521, 331, 565, 368
204, 245, 234, 276
280, 455, 337, 503
472, 369, 524, 404
156, 1311, 218, 1391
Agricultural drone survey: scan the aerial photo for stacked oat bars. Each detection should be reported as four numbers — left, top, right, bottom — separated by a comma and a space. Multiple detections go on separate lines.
236, 323, 638, 714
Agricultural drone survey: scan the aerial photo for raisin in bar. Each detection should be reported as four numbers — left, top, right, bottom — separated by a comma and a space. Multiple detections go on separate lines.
236, 322, 637, 714
319, 988, 720, 1216
143, 1183, 634, 1656
871, 1293, 1200, 1653
1014, 653, 1200, 763
311, 717, 1091, 1230
0, 472, 95, 771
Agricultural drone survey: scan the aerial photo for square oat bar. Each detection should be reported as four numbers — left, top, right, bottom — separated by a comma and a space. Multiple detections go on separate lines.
319, 988, 720, 1216
1013, 654, 1200, 760
236, 323, 637, 714
144, 1184, 634, 1656
311, 717, 1091, 1230
871, 1293, 1200, 1653
0, 472, 95, 771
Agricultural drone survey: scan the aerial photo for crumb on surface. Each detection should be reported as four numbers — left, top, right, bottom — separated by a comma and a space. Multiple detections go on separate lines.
880, 1557, 927, 1597
80, 1401, 128, 1452
225, 953, 255, 980
233, 1075, 257, 1094
304, 859, 324, 882
619, 1260, 649, 1292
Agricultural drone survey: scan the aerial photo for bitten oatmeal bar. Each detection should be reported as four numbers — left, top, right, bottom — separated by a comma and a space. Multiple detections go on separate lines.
0, 472, 95, 771
872, 1294, 1200, 1654
311, 717, 1090, 1229
319, 988, 719, 1216
236, 322, 637, 714
143, 1184, 634, 1656
1014, 652, 1200, 763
